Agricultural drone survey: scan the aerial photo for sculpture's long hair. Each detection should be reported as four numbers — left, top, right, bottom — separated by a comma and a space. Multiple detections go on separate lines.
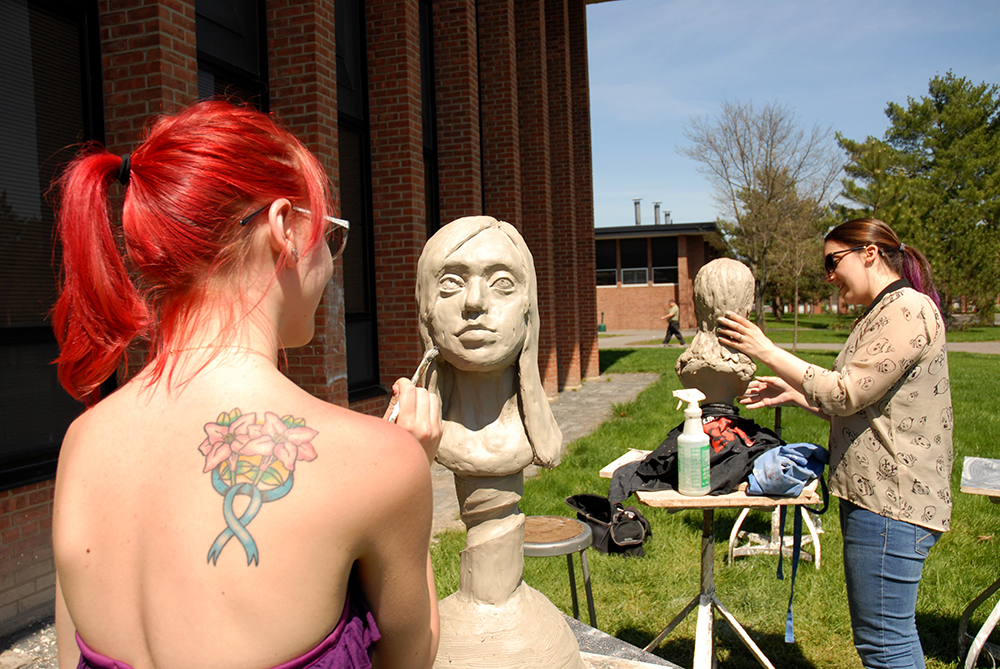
676, 258, 756, 386
416, 216, 562, 467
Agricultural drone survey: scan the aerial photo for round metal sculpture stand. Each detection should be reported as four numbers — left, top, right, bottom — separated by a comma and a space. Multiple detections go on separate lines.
523, 516, 597, 629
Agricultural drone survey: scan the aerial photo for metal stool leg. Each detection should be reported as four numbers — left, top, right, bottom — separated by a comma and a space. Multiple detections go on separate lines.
566, 553, 580, 620
580, 548, 597, 628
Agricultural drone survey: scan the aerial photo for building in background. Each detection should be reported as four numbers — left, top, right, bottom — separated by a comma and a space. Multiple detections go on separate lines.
0, 0, 599, 635
594, 221, 722, 331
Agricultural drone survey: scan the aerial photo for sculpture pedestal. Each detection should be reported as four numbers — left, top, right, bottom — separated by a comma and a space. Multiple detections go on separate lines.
435, 580, 586, 669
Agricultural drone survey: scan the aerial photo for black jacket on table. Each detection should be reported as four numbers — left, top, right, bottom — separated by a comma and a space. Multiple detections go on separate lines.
608, 403, 782, 503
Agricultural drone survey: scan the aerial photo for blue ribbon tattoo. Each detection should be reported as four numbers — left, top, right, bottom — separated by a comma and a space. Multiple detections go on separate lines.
208, 469, 294, 566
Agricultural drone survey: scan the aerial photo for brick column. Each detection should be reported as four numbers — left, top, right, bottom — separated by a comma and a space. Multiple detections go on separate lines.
434, 0, 482, 222
516, 0, 558, 397
677, 235, 694, 329
367, 0, 427, 381
268, 0, 347, 406
569, 0, 598, 380
545, 0, 580, 390
99, 0, 199, 151
478, 0, 522, 226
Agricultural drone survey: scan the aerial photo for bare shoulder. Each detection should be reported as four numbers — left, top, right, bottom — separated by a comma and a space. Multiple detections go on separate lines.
282, 392, 433, 502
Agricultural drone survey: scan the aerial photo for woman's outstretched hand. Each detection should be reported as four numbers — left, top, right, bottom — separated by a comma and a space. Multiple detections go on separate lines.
384, 379, 441, 464
740, 376, 807, 410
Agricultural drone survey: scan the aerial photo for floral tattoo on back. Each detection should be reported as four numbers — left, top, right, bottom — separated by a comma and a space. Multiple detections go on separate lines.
199, 409, 318, 566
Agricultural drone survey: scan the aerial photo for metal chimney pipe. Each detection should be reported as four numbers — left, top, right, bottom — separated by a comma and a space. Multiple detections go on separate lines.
664, 210, 672, 225
633, 199, 642, 225
653, 202, 661, 225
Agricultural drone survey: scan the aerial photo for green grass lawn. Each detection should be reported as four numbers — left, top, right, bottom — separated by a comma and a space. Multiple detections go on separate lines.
430, 347, 1000, 669
636, 317, 1000, 346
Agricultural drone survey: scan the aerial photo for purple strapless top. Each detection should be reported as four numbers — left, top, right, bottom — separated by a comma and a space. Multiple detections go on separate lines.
75, 586, 380, 669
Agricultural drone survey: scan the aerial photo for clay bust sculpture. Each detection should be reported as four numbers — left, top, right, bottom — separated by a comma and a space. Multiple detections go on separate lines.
416, 216, 583, 669
416, 216, 562, 476
676, 258, 756, 405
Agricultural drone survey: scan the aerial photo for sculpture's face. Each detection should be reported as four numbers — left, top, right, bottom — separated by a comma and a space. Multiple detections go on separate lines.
429, 228, 529, 372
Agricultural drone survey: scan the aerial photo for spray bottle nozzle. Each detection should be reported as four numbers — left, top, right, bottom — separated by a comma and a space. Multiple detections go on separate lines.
673, 388, 706, 411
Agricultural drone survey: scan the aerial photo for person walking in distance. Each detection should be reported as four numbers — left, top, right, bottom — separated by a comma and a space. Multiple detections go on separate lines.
661, 299, 685, 346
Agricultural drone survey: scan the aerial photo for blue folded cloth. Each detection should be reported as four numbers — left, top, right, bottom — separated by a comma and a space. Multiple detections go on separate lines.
748, 442, 828, 497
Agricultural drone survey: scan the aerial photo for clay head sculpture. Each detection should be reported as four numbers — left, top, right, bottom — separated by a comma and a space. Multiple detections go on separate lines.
418, 218, 583, 668
416, 216, 562, 476
676, 258, 757, 405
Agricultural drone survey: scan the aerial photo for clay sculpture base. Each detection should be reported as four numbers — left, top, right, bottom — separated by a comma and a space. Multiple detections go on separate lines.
435, 580, 586, 669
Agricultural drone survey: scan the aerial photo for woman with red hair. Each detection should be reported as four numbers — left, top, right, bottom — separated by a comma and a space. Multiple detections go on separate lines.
51, 100, 440, 669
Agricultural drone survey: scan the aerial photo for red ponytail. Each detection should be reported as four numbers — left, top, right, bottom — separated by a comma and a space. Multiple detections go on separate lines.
51, 100, 333, 401
52, 150, 150, 401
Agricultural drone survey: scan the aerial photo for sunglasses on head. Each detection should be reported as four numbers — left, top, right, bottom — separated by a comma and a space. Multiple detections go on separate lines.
239, 204, 350, 260
824, 246, 867, 275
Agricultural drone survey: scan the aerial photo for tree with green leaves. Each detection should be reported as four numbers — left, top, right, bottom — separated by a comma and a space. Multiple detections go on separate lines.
682, 100, 842, 329
838, 72, 1000, 324
769, 199, 831, 350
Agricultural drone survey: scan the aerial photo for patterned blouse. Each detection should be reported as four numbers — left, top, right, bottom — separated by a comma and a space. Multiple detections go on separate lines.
801, 280, 953, 532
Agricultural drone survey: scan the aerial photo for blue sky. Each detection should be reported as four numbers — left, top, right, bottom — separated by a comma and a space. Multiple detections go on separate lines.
586, 0, 1000, 227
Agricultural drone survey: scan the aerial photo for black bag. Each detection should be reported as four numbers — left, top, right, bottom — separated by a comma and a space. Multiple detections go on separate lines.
565, 493, 652, 557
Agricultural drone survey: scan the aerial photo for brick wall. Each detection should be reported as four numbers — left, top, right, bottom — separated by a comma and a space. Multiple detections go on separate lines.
1, 0, 605, 635
516, 0, 559, 397
0, 482, 55, 637
479, 0, 522, 227
545, 0, 581, 390
434, 0, 483, 222
594, 234, 719, 331
596, 284, 683, 332
268, 0, 348, 407
568, 0, 599, 380
99, 0, 199, 148
367, 0, 428, 383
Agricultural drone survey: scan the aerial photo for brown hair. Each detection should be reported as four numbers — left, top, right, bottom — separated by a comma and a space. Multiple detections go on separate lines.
826, 218, 939, 307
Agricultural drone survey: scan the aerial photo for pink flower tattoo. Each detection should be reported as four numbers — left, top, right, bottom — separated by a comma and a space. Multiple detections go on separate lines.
199, 409, 257, 478
243, 412, 319, 472
201, 409, 319, 566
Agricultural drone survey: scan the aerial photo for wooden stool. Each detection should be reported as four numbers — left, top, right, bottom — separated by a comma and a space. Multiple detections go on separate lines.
523, 515, 597, 628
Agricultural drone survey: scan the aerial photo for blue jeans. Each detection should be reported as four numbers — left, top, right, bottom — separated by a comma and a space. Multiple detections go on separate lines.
839, 499, 941, 669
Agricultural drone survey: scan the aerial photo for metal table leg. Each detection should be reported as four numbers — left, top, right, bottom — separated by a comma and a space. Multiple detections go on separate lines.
959, 575, 1000, 668
645, 510, 776, 669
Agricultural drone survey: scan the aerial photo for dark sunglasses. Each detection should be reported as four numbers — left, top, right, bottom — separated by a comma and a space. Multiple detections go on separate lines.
824, 246, 866, 275
239, 205, 350, 260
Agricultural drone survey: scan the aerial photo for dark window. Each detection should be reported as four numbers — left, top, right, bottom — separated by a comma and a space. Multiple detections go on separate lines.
651, 236, 678, 284
619, 238, 648, 285
595, 239, 616, 286
196, 0, 268, 105
337, 0, 381, 399
0, 0, 103, 489
419, 0, 439, 236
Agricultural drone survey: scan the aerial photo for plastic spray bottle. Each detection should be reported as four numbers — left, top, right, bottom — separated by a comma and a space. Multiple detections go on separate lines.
673, 388, 710, 496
